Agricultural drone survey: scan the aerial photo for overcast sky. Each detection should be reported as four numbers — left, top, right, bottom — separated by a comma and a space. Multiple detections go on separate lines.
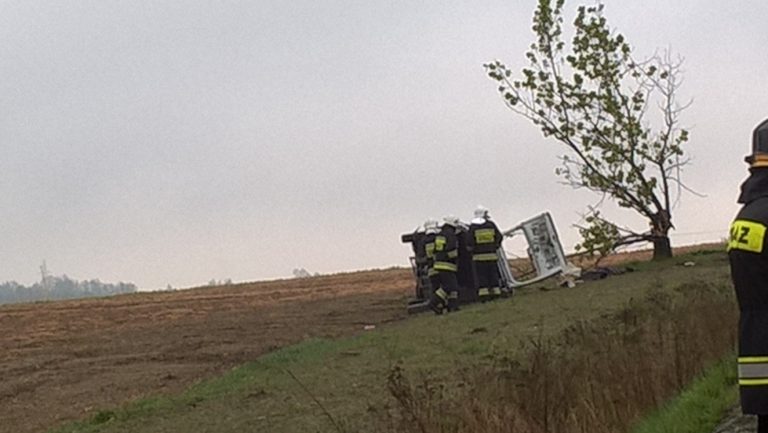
1, 0, 766, 289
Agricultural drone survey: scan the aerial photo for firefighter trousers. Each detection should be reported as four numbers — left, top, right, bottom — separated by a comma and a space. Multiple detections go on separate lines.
474, 260, 501, 300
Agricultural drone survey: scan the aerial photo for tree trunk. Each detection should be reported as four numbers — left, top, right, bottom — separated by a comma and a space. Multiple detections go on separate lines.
649, 210, 673, 260
652, 235, 672, 260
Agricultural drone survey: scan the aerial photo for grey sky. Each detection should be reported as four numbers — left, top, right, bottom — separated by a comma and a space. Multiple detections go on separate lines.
1, 1, 766, 289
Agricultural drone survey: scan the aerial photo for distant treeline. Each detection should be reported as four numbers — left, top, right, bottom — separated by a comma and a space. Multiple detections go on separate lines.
0, 275, 137, 305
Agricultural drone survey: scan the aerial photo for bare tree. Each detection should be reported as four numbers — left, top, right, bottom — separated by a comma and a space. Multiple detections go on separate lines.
485, 0, 694, 259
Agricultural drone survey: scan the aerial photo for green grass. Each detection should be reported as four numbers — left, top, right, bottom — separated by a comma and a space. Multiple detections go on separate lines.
631, 357, 738, 433
51, 249, 734, 433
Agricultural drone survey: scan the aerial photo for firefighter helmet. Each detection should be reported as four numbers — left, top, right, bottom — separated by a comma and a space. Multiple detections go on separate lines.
442, 215, 460, 227
474, 205, 490, 219
745, 118, 768, 168
424, 219, 439, 234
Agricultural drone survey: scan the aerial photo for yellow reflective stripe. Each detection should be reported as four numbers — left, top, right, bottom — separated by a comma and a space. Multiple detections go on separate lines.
427, 269, 438, 277
447, 250, 458, 258
474, 229, 495, 244
434, 261, 457, 272
425, 243, 435, 258
739, 357, 768, 364
728, 219, 766, 253
435, 288, 447, 301
740, 378, 768, 386
473, 253, 498, 261
478, 288, 490, 296
435, 236, 446, 251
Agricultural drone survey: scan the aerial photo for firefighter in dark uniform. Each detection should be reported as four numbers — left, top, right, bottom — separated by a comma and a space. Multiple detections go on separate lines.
423, 219, 441, 304
468, 206, 504, 301
730, 118, 768, 431
431, 216, 461, 313
410, 222, 429, 300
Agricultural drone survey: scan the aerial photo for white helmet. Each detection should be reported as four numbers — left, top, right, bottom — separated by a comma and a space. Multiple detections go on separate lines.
474, 205, 490, 219
442, 215, 460, 228
424, 218, 439, 234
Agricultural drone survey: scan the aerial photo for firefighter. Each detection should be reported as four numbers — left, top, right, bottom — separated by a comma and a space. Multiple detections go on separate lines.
729, 117, 768, 430
431, 215, 461, 313
423, 220, 441, 310
410, 222, 429, 300
468, 205, 504, 301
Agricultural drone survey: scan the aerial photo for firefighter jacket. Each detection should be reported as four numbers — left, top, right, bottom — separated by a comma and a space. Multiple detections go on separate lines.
433, 225, 459, 272
730, 168, 768, 414
468, 218, 503, 261
424, 232, 437, 276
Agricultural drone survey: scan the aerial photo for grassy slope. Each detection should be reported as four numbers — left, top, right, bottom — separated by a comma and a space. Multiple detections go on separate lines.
630, 358, 738, 433
53, 249, 733, 433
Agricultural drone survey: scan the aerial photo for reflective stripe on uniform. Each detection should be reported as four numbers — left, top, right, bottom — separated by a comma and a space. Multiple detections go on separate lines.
728, 219, 766, 253
739, 363, 768, 379
433, 261, 457, 272
435, 236, 446, 251
474, 229, 496, 244
490, 287, 501, 296
447, 250, 458, 258
478, 288, 490, 296
448, 291, 458, 299
738, 357, 768, 385
739, 356, 768, 364
740, 378, 768, 386
435, 288, 447, 301
473, 253, 498, 261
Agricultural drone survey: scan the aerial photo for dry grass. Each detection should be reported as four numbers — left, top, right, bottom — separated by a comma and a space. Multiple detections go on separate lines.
383, 279, 737, 433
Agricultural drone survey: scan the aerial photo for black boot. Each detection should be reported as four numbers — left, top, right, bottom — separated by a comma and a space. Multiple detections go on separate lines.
430, 288, 447, 315
447, 297, 460, 312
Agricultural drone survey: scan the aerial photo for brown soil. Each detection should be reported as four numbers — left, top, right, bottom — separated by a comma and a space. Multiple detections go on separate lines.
0, 243, 724, 433
0, 269, 413, 433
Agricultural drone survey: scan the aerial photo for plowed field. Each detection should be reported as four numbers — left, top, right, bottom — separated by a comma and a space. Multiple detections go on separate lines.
0, 269, 413, 433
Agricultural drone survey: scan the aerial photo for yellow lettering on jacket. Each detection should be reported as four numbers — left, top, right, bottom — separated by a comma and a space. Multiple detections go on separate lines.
728, 219, 766, 253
